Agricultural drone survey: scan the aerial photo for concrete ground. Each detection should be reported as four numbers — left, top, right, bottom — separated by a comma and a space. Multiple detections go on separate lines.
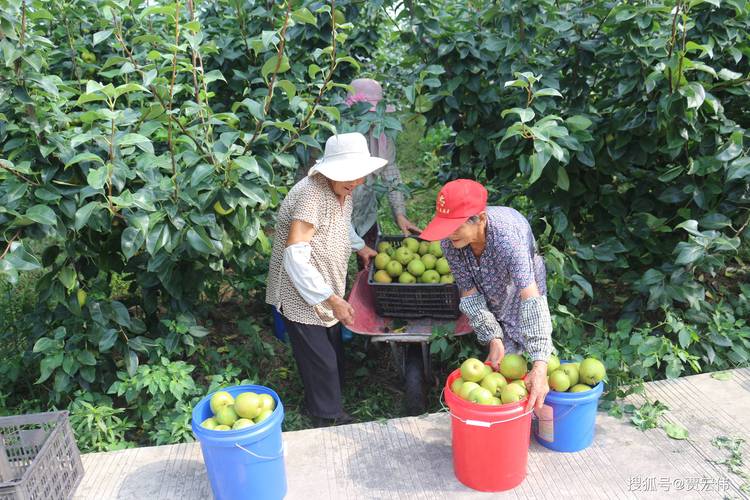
73, 368, 750, 499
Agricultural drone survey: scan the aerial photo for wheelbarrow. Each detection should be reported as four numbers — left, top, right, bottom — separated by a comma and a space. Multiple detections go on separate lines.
346, 269, 473, 414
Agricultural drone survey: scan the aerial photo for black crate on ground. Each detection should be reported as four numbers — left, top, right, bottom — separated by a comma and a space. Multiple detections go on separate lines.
0, 411, 83, 500
368, 235, 460, 319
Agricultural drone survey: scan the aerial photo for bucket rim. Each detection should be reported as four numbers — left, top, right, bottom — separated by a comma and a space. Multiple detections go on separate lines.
191, 384, 284, 444
546, 359, 606, 401
444, 369, 529, 413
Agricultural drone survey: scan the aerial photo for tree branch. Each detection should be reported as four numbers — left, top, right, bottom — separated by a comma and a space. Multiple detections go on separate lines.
242, 1, 293, 155
112, 16, 215, 165
0, 231, 21, 261
167, 2, 182, 203
0, 161, 40, 186
279, 0, 339, 154
667, 1, 682, 94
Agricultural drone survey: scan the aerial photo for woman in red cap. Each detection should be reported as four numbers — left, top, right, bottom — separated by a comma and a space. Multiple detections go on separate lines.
420, 179, 553, 411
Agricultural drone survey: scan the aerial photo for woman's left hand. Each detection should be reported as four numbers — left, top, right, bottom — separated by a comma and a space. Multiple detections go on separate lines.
396, 214, 422, 236
525, 361, 549, 412
356, 246, 378, 268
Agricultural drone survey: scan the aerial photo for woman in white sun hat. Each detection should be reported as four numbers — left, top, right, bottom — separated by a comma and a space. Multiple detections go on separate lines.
266, 132, 385, 426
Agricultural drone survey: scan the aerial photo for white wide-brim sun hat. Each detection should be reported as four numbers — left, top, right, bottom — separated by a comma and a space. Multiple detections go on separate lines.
308, 132, 388, 182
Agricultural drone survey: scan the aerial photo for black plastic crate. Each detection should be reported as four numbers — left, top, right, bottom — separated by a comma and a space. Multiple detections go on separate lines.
368, 235, 460, 319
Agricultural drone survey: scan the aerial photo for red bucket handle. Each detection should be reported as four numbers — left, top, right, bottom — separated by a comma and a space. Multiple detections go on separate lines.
440, 389, 535, 427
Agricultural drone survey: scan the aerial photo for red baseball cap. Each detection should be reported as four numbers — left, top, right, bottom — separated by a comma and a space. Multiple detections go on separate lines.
420, 179, 488, 241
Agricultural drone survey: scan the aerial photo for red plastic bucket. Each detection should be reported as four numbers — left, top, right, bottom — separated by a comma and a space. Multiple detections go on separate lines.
443, 369, 533, 492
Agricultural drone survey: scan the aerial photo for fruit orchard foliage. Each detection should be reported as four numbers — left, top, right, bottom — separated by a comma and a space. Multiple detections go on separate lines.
0, 0, 380, 403
404, 0, 750, 381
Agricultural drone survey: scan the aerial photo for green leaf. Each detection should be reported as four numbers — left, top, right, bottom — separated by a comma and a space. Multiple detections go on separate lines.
717, 68, 742, 81
111, 301, 131, 327
238, 98, 265, 121
74, 202, 100, 231
65, 152, 104, 168
121, 227, 145, 260
663, 422, 689, 440
204, 70, 226, 84
189, 326, 209, 338
678, 329, 692, 348
77, 350, 97, 366
233, 156, 259, 175
681, 82, 705, 109
675, 245, 703, 265
191, 164, 214, 187
93, 29, 113, 46
261, 55, 290, 81
276, 80, 296, 98
142, 68, 157, 87
99, 329, 118, 352
556, 166, 570, 191
25, 205, 57, 226
502, 107, 535, 123
534, 88, 562, 98
119, 133, 153, 154
33, 337, 60, 354
114, 83, 148, 99
318, 106, 340, 122
58, 266, 76, 290
716, 141, 742, 162
2, 244, 42, 271
414, 95, 433, 113
146, 224, 169, 255
125, 350, 139, 377
291, 7, 317, 25
86, 165, 109, 190
727, 157, 750, 182
37, 353, 63, 384
571, 274, 593, 298
186, 227, 215, 254
711, 371, 732, 381
565, 115, 592, 130
529, 151, 549, 184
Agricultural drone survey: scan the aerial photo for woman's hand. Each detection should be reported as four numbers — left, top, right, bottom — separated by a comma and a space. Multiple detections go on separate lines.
325, 295, 355, 327
485, 338, 505, 370
396, 214, 422, 236
525, 360, 549, 412
356, 246, 378, 268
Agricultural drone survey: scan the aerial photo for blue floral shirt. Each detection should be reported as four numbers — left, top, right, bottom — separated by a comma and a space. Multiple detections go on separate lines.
441, 206, 548, 356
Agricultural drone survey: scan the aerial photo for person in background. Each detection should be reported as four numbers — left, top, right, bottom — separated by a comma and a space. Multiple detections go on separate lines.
265, 133, 384, 426
345, 78, 422, 264
420, 179, 553, 411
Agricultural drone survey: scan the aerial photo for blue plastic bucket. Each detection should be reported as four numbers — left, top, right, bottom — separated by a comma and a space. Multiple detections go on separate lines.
533, 369, 604, 452
271, 306, 287, 342
192, 384, 287, 500
341, 325, 353, 343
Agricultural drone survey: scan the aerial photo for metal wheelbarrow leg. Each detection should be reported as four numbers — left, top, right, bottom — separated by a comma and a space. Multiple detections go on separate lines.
347, 270, 472, 416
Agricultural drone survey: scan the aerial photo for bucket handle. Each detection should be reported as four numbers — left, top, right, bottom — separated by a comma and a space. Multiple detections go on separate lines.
235, 441, 286, 461
439, 389, 534, 427
532, 403, 579, 422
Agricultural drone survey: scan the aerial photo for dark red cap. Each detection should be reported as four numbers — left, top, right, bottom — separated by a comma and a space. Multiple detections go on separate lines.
420, 179, 488, 241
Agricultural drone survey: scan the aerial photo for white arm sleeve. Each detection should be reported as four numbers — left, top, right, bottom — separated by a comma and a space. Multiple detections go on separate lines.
282, 242, 335, 306
349, 223, 365, 251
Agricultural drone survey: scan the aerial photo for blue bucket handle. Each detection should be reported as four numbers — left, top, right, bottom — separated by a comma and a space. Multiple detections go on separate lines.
532, 403, 578, 422
235, 441, 286, 461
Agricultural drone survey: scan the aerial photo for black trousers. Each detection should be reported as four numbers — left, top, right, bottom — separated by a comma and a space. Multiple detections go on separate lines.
282, 317, 345, 419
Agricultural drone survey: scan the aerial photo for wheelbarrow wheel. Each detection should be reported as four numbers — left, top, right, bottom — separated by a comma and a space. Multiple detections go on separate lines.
404, 343, 426, 415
